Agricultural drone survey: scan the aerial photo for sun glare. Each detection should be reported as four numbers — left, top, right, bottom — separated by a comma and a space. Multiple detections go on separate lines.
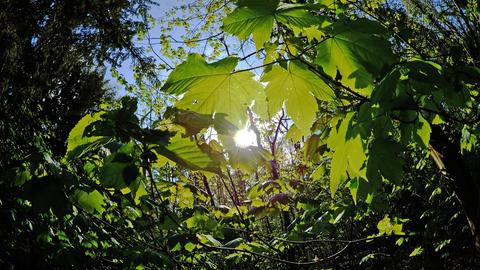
234, 128, 257, 148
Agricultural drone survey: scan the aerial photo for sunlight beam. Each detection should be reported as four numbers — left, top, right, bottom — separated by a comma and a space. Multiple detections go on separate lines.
234, 128, 257, 148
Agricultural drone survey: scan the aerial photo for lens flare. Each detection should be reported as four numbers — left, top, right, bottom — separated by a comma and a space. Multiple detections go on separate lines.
234, 128, 257, 147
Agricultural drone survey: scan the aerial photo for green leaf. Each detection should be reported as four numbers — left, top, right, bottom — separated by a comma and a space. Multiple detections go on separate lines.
262, 62, 335, 132
285, 124, 308, 143
315, 18, 396, 92
434, 239, 451, 252
65, 112, 109, 160
409, 246, 424, 257
304, 134, 322, 162
404, 60, 443, 86
377, 216, 393, 235
400, 115, 431, 149
185, 212, 217, 230
133, 180, 148, 205
223, 1, 319, 50
173, 183, 195, 209
347, 134, 367, 177
330, 142, 348, 196
74, 189, 105, 214
167, 108, 238, 136
275, 8, 322, 29
197, 234, 222, 247
377, 215, 404, 236
297, 25, 325, 43
327, 113, 366, 196
155, 134, 222, 173
223, 0, 278, 50
371, 68, 401, 108
310, 164, 325, 181
360, 254, 376, 265
162, 54, 238, 95
416, 115, 431, 148
367, 139, 404, 184
317, 0, 336, 8
99, 153, 139, 189
167, 108, 213, 136
14, 168, 31, 186
349, 178, 359, 204
84, 97, 144, 143
228, 146, 272, 173
224, 238, 245, 248
162, 54, 263, 127
461, 125, 478, 153
358, 102, 393, 138
184, 242, 196, 252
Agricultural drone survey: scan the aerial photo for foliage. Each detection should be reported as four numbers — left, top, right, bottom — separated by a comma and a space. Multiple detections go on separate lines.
0, 0, 153, 267
0, 0, 153, 167
2, 0, 480, 269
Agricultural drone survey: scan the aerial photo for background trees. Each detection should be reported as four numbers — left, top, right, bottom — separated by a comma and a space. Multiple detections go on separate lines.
0, 0, 153, 167
0, 0, 153, 267
2, 0, 480, 269
357, 0, 480, 250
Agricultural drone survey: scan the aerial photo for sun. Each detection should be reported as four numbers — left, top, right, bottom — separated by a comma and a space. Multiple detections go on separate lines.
234, 128, 257, 148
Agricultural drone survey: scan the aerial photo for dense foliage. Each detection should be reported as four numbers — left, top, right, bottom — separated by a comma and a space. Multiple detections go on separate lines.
2, 0, 480, 269
0, 0, 153, 267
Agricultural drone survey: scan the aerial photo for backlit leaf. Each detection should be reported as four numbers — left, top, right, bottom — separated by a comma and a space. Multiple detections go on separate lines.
75, 190, 105, 214
197, 234, 222, 247
262, 62, 335, 132
162, 54, 263, 127
65, 112, 109, 160
416, 115, 431, 148
162, 54, 237, 95
349, 178, 359, 204
400, 115, 431, 149
330, 143, 348, 196
315, 18, 395, 92
223, 0, 278, 50
155, 134, 222, 173
409, 246, 424, 257
327, 113, 366, 196
167, 108, 238, 136
223, 1, 319, 50
228, 146, 272, 173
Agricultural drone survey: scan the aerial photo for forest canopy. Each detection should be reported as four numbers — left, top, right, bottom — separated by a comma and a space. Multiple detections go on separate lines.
1, 0, 480, 269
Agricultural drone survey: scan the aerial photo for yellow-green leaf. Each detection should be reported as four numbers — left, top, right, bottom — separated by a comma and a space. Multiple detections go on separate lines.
162, 54, 237, 95
262, 62, 335, 133
327, 113, 366, 196
155, 134, 223, 173
330, 143, 348, 196
417, 115, 431, 148
163, 54, 263, 127
409, 246, 424, 257
75, 190, 105, 214
223, 1, 320, 50
315, 18, 395, 92
65, 112, 108, 160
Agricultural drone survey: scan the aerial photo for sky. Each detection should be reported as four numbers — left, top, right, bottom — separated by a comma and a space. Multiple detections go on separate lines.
105, 2, 176, 97
105, 0, 261, 99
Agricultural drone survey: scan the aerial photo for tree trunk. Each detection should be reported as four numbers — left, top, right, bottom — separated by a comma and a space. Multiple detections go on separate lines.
430, 125, 480, 250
